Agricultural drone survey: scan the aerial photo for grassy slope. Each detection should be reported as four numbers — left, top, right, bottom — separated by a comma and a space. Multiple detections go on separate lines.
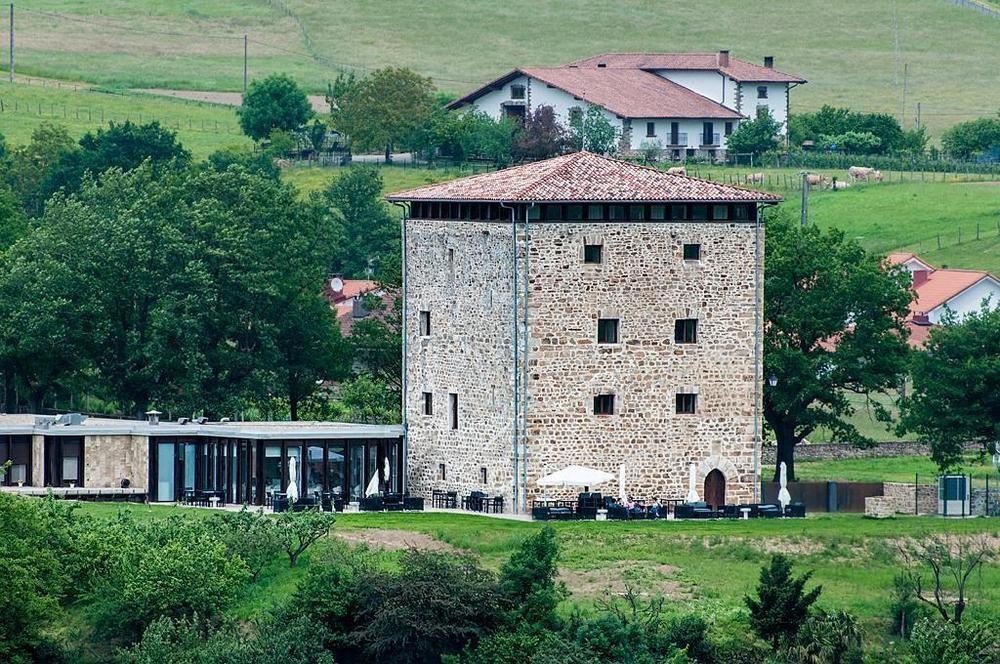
0, 81, 249, 158
797, 455, 996, 484
8, 1, 1000, 136
70, 502, 1000, 646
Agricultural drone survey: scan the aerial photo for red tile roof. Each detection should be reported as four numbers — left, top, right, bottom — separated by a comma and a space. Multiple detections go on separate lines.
387, 151, 781, 203
905, 321, 934, 349
567, 53, 806, 83
911, 269, 995, 315
886, 252, 934, 269
449, 67, 741, 119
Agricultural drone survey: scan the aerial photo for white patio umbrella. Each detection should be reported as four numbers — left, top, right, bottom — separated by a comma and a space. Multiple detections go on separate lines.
364, 469, 380, 497
286, 455, 299, 504
778, 461, 792, 513
618, 464, 628, 504
536, 465, 614, 488
685, 463, 700, 503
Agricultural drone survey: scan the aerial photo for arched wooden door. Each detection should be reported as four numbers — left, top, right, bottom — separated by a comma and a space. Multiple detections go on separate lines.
704, 469, 726, 509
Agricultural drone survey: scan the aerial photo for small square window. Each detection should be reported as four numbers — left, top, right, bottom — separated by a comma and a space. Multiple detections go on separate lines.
725, 121, 733, 136
593, 394, 615, 415
670, 205, 687, 220
526, 206, 541, 221
757, 86, 768, 99
683, 243, 701, 261
480, 467, 488, 484
733, 204, 750, 220
646, 121, 656, 137
419, 310, 431, 336
583, 243, 603, 264
511, 84, 526, 100
566, 204, 584, 220
587, 204, 604, 220
629, 205, 645, 220
544, 204, 563, 221
449, 393, 459, 430
712, 205, 728, 220
597, 318, 620, 344
674, 319, 698, 343
438, 463, 447, 480
691, 204, 708, 220
650, 205, 666, 220
422, 392, 433, 415
676, 393, 697, 414
609, 205, 626, 221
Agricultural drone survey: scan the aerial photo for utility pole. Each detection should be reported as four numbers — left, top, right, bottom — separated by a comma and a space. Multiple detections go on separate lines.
800, 172, 809, 226
8, 3, 13, 84
243, 34, 248, 93
916, 102, 921, 130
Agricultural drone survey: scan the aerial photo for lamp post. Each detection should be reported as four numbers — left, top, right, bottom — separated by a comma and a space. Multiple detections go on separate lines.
768, 373, 778, 388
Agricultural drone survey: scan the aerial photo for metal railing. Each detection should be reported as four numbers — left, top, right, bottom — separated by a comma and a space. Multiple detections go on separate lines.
700, 133, 721, 147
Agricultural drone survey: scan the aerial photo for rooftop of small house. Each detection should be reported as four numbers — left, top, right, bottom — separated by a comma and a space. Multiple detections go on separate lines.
386, 151, 781, 204
566, 52, 806, 83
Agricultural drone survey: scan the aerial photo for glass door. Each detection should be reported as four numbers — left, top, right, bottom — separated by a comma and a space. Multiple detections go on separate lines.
156, 442, 176, 502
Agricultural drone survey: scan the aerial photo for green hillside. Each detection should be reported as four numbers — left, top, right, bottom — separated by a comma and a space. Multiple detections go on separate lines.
0, 80, 249, 158
6, 0, 1000, 136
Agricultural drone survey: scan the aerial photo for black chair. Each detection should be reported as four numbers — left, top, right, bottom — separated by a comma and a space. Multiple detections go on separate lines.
722, 505, 740, 519
487, 496, 504, 513
383, 493, 405, 511
532, 505, 552, 521
606, 504, 628, 520
404, 495, 425, 511
272, 494, 289, 513
785, 502, 806, 518
463, 491, 487, 512
360, 496, 383, 511
577, 492, 602, 519
758, 503, 781, 518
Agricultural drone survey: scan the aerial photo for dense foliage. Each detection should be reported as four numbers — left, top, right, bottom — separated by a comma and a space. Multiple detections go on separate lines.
725, 108, 782, 156
939, 116, 1000, 160
239, 74, 314, 141
788, 105, 910, 154
745, 554, 822, 649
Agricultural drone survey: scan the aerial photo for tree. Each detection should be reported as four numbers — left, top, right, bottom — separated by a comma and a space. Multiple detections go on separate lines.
898, 305, 1000, 469
569, 105, 619, 154
322, 166, 399, 278
908, 618, 1000, 664
3, 122, 76, 215
725, 108, 783, 156
331, 67, 435, 162
275, 508, 335, 567
818, 131, 881, 154
239, 73, 313, 141
513, 105, 568, 161
763, 211, 912, 481
40, 121, 190, 200
210, 508, 282, 581
206, 146, 280, 179
897, 535, 993, 625
498, 526, 565, 627
941, 116, 1000, 160
745, 554, 822, 649
788, 105, 905, 153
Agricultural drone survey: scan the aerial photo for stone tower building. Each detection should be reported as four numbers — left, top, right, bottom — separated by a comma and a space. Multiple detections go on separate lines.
388, 152, 780, 512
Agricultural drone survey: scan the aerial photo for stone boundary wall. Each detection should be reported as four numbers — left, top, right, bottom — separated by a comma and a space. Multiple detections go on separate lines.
882, 482, 936, 515
762, 441, 980, 463
971, 488, 1000, 517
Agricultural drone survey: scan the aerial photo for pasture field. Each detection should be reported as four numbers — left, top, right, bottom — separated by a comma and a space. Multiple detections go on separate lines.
796, 455, 997, 484
4, 1, 999, 136
0, 80, 249, 158
68, 502, 1000, 649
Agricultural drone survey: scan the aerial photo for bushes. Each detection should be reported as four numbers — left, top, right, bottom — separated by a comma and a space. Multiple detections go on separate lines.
497, 526, 565, 627
275, 507, 336, 568
745, 554, 822, 648
210, 508, 282, 580
940, 117, 1000, 160
907, 618, 1000, 664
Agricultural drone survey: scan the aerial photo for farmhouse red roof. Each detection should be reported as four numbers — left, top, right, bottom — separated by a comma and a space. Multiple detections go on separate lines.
449, 67, 741, 119
910, 269, 995, 315
567, 52, 806, 83
386, 151, 782, 203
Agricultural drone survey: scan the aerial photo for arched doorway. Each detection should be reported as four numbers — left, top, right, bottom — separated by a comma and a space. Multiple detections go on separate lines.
704, 469, 726, 509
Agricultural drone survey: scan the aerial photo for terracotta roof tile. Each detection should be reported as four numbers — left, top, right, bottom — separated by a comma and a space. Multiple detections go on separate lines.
568, 52, 806, 83
911, 269, 996, 315
386, 151, 782, 203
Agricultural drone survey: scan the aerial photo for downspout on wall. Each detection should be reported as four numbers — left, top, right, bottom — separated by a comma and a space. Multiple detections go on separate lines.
391, 201, 411, 494
500, 202, 519, 511
521, 203, 534, 512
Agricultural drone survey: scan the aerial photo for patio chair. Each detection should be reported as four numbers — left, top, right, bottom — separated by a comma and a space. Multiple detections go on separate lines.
272, 494, 289, 513
383, 493, 405, 511
360, 496, 383, 511
784, 502, 806, 518
403, 495, 425, 511
606, 504, 628, 520
758, 504, 781, 518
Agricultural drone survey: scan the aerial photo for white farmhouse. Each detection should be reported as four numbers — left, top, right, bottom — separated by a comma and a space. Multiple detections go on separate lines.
449, 51, 805, 160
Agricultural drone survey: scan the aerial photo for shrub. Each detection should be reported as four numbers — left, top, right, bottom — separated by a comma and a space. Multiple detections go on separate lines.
449, 626, 599, 664
785, 609, 863, 664
498, 526, 566, 627
275, 508, 335, 568
210, 507, 282, 580
907, 618, 1000, 664
239, 73, 313, 141
745, 554, 822, 649
663, 614, 713, 663
817, 131, 881, 154
513, 105, 568, 161
889, 573, 930, 639
726, 108, 782, 156
940, 117, 1000, 160
358, 549, 504, 664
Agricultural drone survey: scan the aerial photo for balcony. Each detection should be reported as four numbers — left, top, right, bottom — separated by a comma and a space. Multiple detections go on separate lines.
700, 133, 721, 147
665, 132, 688, 147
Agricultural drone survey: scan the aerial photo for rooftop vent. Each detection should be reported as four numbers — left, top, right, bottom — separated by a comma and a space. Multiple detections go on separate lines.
35, 416, 56, 429
195, 416, 209, 425
717, 50, 730, 67
177, 417, 190, 425
55, 413, 87, 426
596, 62, 607, 68
763, 56, 774, 68
145, 410, 162, 426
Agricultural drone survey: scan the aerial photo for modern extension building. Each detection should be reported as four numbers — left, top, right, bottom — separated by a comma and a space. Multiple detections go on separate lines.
0, 413, 403, 504
388, 152, 780, 512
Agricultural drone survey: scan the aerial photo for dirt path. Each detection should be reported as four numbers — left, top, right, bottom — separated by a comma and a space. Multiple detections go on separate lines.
559, 561, 692, 600
333, 528, 456, 552
136, 88, 330, 113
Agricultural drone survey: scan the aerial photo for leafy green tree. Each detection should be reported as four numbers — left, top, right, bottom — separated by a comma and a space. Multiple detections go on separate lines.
453, 628, 599, 664
3, 122, 76, 215
940, 116, 1000, 160
786, 609, 863, 664
275, 508, 335, 567
331, 67, 435, 162
41, 121, 190, 200
239, 74, 313, 141
899, 306, 1000, 469
725, 108, 783, 156
569, 588, 689, 663
788, 105, 904, 153
763, 211, 912, 481
210, 508, 282, 581
745, 554, 822, 649
322, 166, 399, 278
513, 105, 568, 161
206, 146, 280, 179
359, 549, 504, 664
0, 181, 27, 251
498, 526, 565, 627
328, 375, 401, 424
818, 131, 881, 153
569, 105, 619, 154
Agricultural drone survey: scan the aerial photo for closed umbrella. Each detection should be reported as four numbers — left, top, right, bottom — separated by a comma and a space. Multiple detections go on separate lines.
778, 461, 791, 513
685, 463, 699, 503
618, 465, 627, 504
286, 455, 299, 505
364, 469, 380, 497
383, 457, 391, 492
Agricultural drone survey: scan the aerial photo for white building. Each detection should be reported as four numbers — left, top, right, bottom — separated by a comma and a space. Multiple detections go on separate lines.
449, 51, 805, 160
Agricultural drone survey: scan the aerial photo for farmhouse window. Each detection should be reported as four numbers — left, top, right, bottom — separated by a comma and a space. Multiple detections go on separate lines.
587, 204, 604, 220
597, 318, 620, 344
691, 204, 708, 220
449, 393, 459, 430
583, 243, 603, 264
676, 393, 697, 414
712, 205, 729, 220
422, 392, 433, 416
674, 319, 698, 343
419, 310, 431, 337
629, 205, 645, 221
683, 243, 702, 260
725, 121, 733, 136
566, 204, 584, 220
593, 394, 616, 416
510, 84, 525, 100
646, 121, 656, 137
439, 463, 447, 480
544, 204, 563, 221
480, 467, 488, 484
757, 86, 768, 99
650, 205, 666, 220
608, 205, 626, 221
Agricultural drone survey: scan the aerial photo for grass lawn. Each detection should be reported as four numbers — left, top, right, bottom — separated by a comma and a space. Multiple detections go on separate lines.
281, 163, 497, 198
797, 455, 998, 484
0, 80, 250, 158
67, 501, 1000, 646
9, 1, 1000, 137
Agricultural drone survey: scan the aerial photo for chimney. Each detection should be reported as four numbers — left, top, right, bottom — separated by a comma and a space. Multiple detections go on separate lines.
145, 409, 162, 426
912, 313, 930, 325
717, 50, 730, 67
763, 55, 774, 69
912, 269, 930, 287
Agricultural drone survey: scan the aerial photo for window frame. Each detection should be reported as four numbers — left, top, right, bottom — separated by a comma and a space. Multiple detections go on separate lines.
593, 393, 616, 416
675, 393, 698, 414
674, 318, 698, 344
449, 393, 459, 430
510, 84, 526, 100
418, 310, 431, 337
756, 85, 768, 99
422, 392, 433, 416
583, 243, 603, 264
597, 318, 620, 344
646, 121, 656, 138
683, 243, 702, 261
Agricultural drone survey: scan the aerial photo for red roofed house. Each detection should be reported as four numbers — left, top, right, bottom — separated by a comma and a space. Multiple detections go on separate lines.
448, 51, 805, 160
323, 276, 383, 336
886, 253, 1000, 347
389, 151, 781, 513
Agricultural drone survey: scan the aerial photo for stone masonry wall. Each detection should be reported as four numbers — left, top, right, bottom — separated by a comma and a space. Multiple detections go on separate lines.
525, 221, 762, 505
762, 440, 980, 464
404, 219, 518, 505
84, 435, 148, 489
882, 482, 936, 515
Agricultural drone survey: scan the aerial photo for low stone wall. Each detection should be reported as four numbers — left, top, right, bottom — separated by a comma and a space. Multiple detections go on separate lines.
763, 441, 978, 463
882, 482, 936, 515
971, 488, 1000, 517
865, 496, 895, 518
